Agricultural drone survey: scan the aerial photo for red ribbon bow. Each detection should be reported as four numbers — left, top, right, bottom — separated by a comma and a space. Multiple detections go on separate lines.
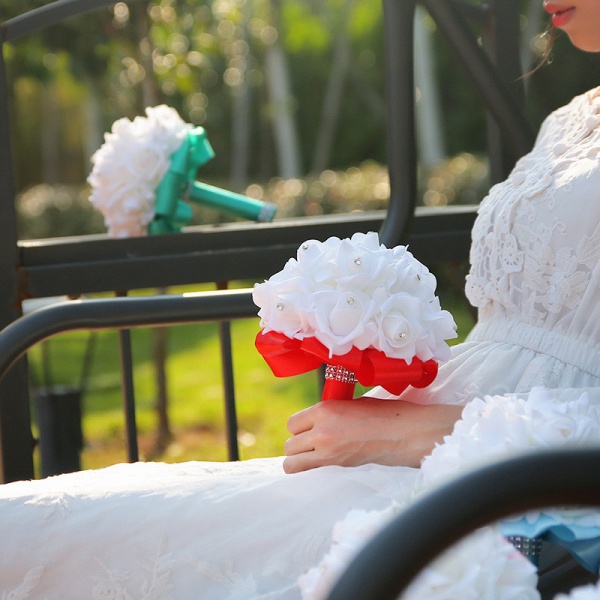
255, 330, 438, 400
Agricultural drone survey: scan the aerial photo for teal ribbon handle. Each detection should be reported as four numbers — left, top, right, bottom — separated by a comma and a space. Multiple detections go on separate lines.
150, 127, 215, 235
150, 127, 276, 235
187, 181, 277, 223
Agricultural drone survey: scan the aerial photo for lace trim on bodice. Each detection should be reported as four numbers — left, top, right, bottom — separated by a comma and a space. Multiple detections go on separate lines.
468, 319, 600, 378
465, 88, 600, 326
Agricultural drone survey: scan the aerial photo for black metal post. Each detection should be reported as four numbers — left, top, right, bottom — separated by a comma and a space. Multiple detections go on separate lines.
0, 25, 35, 483
116, 291, 139, 463
119, 329, 139, 463
378, 0, 418, 248
217, 282, 240, 461
218, 321, 240, 460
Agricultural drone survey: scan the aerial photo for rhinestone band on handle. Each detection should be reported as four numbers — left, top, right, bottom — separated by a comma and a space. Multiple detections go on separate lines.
325, 366, 358, 384
505, 535, 543, 566
322, 365, 358, 400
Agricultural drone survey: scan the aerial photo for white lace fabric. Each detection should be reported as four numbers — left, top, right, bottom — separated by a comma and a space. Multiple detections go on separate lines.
3, 89, 600, 598
378, 87, 600, 406
466, 88, 600, 334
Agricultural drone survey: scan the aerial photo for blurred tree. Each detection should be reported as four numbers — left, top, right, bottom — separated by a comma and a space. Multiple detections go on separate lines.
309, 0, 354, 175
4, 0, 600, 215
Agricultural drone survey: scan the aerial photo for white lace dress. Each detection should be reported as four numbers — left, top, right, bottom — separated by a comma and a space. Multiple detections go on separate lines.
3, 88, 600, 599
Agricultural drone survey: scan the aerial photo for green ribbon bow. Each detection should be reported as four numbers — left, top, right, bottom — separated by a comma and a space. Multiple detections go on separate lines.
150, 127, 215, 235
150, 127, 276, 234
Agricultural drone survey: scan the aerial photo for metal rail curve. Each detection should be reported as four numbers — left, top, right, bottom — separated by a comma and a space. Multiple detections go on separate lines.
326, 449, 600, 600
0, 289, 258, 383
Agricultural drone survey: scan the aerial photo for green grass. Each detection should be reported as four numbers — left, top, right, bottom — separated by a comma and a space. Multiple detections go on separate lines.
26, 283, 475, 473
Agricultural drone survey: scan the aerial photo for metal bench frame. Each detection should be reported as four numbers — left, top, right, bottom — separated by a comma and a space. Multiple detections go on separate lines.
0, 0, 532, 481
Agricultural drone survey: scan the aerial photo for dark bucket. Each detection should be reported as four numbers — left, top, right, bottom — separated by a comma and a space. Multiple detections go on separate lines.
34, 385, 83, 477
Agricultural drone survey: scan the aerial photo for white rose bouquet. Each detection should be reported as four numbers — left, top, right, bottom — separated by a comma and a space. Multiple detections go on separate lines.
299, 518, 540, 600
88, 105, 276, 238
252, 231, 457, 400
298, 387, 600, 599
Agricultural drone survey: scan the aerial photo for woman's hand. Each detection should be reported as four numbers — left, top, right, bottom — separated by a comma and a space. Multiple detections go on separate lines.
283, 398, 464, 474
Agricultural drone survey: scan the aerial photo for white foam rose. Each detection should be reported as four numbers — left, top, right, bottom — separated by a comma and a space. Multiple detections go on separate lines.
88, 105, 191, 237
402, 526, 540, 600
253, 232, 457, 361
373, 293, 426, 361
312, 288, 378, 356
419, 387, 600, 492
254, 271, 316, 340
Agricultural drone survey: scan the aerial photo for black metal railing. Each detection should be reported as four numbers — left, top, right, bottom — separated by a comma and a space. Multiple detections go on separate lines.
0, 290, 258, 467
0, 0, 532, 481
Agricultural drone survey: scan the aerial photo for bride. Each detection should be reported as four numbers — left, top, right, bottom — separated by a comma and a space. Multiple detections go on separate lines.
2, 1, 600, 598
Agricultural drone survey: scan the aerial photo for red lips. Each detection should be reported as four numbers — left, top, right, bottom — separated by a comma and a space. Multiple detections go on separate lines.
543, 3, 576, 27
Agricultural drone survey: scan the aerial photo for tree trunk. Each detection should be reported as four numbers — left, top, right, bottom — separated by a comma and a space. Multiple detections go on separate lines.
229, 0, 252, 192
83, 86, 104, 167
310, 0, 354, 175
414, 6, 445, 168
264, 0, 303, 178
42, 85, 60, 184
521, 0, 545, 80
131, 0, 162, 110
152, 324, 172, 454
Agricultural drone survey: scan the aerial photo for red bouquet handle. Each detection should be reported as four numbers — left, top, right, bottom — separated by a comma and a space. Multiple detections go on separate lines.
255, 330, 438, 401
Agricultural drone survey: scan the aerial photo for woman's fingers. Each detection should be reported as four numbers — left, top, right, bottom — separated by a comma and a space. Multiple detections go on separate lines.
283, 452, 318, 474
283, 449, 341, 474
283, 432, 314, 456
286, 404, 318, 435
